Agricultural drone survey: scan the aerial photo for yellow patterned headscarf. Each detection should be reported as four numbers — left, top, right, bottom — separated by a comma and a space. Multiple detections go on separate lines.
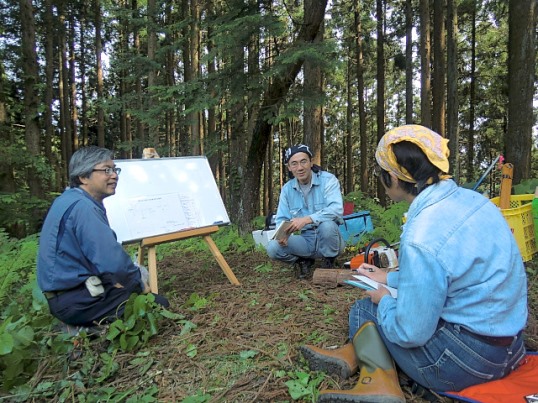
375, 125, 450, 183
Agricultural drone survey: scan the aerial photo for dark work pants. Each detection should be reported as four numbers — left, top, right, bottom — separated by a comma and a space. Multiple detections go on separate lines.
47, 280, 170, 327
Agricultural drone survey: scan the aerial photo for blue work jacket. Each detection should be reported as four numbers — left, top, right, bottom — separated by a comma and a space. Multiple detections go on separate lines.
275, 169, 344, 229
37, 188, 142, 292
381, 179, 528, 347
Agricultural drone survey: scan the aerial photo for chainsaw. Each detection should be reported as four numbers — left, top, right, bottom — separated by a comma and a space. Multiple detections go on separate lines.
346, 237, 399, 271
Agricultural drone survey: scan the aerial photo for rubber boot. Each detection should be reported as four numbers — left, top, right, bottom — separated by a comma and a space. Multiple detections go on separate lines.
300, 342, 359, 379
318, 321, 406, 403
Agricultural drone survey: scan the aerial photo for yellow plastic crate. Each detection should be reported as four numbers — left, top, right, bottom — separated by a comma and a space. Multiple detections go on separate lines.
490, 194, 537, 262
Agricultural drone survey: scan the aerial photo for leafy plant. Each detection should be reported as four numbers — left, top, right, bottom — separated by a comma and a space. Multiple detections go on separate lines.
106, 293, 183, 352
284, 370, 324, 401
513, 178, 538, 195
183, 292, 212, 311
254, 262, 273, 273
0, 232, 39, 305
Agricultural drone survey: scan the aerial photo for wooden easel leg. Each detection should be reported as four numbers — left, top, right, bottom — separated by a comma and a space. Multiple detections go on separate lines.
147, 246, 159, 294
137, 246, 145, 266
203, 235, 240, 285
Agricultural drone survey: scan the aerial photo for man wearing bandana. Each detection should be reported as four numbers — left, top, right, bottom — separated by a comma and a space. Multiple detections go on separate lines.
266, 144, 345, 279
299, 125, 527, 401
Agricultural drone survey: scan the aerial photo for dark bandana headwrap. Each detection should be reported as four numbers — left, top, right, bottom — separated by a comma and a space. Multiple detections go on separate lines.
284, 144, 313, 164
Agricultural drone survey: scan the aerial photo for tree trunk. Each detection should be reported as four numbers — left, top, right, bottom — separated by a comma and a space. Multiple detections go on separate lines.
467, 3, 476, 182
180, 0, 192, 155
304, 22, 324, 166
446, 0, 459, 179
0, 60, 16, 195
206, 18, 219, 173
147, 0, 159, 147
405, 0, 413, 123
133, 0, 143, 157
69, 13, 79, 150
505, 0, 536, 183
80, 3, 88, 148
376, 0, 386, 205
19, 0, 44, 201
345, 60, 353, 195
432, 0, 445, 136
43, 0, 56, 187
189, 0, 201, 154
94, 0, 105, 147
419, 0, 432, 128
235, 0, 328, 233
354, 0, 368, 194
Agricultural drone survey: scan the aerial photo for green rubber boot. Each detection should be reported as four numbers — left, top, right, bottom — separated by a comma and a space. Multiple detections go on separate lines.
318, 321, 406, 403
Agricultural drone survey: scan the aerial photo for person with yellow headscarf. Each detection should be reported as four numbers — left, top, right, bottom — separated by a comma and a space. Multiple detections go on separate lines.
300, 125, 527, 402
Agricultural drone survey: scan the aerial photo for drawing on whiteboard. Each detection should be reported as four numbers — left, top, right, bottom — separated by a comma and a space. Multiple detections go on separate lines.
123, 193, 201, 239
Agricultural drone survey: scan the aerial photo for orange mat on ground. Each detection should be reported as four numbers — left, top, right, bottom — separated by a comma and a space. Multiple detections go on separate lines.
438, 353, 538, 403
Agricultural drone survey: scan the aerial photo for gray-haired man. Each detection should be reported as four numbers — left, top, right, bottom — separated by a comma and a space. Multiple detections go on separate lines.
37, 146, 169, 327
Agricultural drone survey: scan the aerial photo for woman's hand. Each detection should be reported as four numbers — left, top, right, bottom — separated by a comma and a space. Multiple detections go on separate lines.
366, 287, 391, 304
356, 263, 388, 284
356, 263, 391, 304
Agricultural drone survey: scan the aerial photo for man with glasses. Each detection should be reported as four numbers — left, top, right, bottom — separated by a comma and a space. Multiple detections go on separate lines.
266, 144, 345, 279
37, 146, 169, 329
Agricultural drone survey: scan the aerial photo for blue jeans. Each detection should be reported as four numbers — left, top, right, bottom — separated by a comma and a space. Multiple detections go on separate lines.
348, 298, 526, 391
266, 220, 345, 264
48, 279, 169, 327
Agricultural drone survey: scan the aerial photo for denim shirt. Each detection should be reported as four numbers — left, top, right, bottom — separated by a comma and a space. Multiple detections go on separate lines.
379, 179, 528, 348
275, 170, 344, 230
37, 188, 142, 292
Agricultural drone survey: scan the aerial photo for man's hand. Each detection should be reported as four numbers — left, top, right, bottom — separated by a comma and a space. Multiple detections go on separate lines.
289, 216, 312, 232
276, 216, 312, 245
137, 264, 151, 294
142, 282, 151, 294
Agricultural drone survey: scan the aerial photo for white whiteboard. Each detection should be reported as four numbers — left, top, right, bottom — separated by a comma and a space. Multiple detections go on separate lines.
103, 157, 230, 244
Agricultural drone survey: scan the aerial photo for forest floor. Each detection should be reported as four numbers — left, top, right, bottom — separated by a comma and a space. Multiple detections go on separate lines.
74, 246, 537, 403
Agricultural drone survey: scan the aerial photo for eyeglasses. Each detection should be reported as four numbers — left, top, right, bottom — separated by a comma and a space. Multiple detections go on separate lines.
92, 167, 121, 176
288, 159, 310, 168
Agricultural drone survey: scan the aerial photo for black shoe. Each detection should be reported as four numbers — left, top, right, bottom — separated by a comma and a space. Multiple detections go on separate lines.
294, 258, 315, 279
321, 257, 336, 269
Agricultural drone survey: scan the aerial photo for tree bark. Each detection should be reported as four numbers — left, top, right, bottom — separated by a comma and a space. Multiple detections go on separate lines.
376, 0, 386, 205
345, 59, 353, 195
147, 0, 159, 147
354, 0, 368, 194
419, 0, 432, 128
467, 3, 476, 182
189, 0, 201, 154
446, 0, 459, 179
304, 22, 324, 166
505, 0, 536, 183
94, 0, 105, 147
235, 0, 328, 232
0, 60, 16, 195
432, 0, 445, 136
43, 0, 56, 186
69, 13, 79, 150
405, 0, 413, 124
19, 0, 44, 200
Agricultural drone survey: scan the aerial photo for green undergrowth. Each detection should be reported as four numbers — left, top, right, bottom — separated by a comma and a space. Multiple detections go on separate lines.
1, 190, 536, 401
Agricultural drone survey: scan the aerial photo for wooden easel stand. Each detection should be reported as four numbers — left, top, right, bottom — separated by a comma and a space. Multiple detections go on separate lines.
137, 225, 240, 293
